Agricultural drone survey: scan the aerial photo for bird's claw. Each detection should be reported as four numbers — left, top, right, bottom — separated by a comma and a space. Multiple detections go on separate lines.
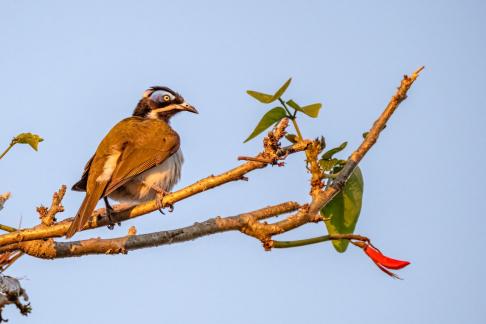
105, 205, 120, 230
155, 190, 174, 214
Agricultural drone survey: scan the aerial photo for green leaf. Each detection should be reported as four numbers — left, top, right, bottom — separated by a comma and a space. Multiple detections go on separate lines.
285, 134, 298, 144
301, 103, 322, 118
321, 141, 347, 160
273, 78, 292, 101
13, 133, 44, 151
246, 90, 274, 104
321, 167, 364, 252
247, 78, 292, 104
362, 131, 369, 139
287, 100, 322, 118
319, 158, 340, 172
286, 99, 303, 112
244, 107, 287, 143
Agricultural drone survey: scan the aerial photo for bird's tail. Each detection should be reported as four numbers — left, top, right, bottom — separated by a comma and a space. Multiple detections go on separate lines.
65, 193, 101, 238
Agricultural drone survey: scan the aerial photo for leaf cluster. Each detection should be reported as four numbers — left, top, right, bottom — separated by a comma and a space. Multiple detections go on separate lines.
245, 79, 364, 253
244, 78, 322, 143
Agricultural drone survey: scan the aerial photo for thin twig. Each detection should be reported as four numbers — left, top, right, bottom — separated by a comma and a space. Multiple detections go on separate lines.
272, 234, 369, 248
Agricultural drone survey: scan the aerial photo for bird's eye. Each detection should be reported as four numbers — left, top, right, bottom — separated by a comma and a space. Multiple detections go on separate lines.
163, 95, 171, 102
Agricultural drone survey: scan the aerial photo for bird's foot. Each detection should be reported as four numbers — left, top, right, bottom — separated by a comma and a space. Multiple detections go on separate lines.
142, 181, 174, 214
104, 197, 121, 230
151, 187, 173, 214
105, 206, 118, 230
155, 190, 174, 214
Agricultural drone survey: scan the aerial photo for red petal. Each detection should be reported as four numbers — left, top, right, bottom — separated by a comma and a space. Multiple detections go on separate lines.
364, 245, 410, 270
374, 261, 402, 280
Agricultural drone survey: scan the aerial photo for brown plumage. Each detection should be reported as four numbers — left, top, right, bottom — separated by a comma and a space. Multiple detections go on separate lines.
66, 117, 180, 238
67, 86, 197, 238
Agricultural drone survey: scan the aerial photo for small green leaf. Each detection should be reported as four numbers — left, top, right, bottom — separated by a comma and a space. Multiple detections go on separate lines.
273, 78, 292, 101
246, 90, 274, 104
244, 107, 287, 143
362, 131, 369, 138
301, 103, 322, 118
321, 141, 347, 160
321, 167, 364, 252
285, 134, 298, 144
287, 100, 323, 118
13, 133, 44, 151
247, 78, 292, 104
286, 99, 303, 112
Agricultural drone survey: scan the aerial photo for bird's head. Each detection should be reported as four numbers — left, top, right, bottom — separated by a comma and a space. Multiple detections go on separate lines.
133, 86, 198, 121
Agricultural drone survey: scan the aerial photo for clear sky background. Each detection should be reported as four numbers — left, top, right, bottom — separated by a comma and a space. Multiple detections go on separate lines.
0, 0, 484, 323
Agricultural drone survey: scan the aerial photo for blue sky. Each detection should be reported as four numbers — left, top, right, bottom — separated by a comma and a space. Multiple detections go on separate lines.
0, 0, 485, 323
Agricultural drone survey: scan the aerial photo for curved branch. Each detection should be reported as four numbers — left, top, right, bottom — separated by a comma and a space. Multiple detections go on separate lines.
272, 234, 370, 248
235, 67, 425, 247
0, 67, 424, 260
0, 120, 310, 247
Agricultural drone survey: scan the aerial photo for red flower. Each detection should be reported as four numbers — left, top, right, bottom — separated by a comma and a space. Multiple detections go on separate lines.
360, 243, 410, 279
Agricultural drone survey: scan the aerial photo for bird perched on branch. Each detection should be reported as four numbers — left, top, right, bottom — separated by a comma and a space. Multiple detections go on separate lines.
66, 86, 198, 238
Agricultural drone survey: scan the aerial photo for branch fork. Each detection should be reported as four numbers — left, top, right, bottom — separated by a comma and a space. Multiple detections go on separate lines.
0, 67, 424, 261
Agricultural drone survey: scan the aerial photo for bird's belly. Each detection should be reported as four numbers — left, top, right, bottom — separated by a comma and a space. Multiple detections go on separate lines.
108, 149, 183, 203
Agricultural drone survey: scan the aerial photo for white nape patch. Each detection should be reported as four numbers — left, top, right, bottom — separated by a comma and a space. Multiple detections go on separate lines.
96, 150, 122, 182
147, 109, 160, 120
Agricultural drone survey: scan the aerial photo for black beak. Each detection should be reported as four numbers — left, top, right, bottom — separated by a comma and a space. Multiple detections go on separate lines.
179, 102, 198, 114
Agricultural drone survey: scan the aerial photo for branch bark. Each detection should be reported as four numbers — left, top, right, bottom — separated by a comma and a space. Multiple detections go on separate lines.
0, 119, 309, 247
0, 67, 424, 259
2, 202, 300, 258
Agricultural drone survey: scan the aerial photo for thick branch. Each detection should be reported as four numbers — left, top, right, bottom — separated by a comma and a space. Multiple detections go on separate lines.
9, 202, 300, 258
0, 121, 309, 247
236, 67, 424, 246
0, 68, 423, 259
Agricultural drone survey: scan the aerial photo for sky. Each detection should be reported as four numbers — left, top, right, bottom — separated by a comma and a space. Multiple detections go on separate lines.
0, 0, 485, 323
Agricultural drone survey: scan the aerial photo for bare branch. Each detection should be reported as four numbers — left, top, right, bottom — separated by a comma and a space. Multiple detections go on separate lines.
0, 123, 309, 247
0, 68, 423, 260
37, 185, 66, 226
12, 202, 300, 258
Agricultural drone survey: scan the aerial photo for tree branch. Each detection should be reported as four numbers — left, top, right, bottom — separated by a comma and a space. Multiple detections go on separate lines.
0, 119, 310, 247
272, 234, 370, 248
0, 67, 424, 260
234, 66, 425, 248
7, 202, 300, 258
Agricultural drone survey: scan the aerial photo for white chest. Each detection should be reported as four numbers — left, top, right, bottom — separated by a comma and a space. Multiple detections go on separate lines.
139, 148, 184, 192
111, 149, 183, 202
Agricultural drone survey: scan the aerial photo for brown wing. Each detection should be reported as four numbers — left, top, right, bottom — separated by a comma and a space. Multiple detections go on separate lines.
103, 145, 179, 196
66, 117, 179, 238
72, 155, 94, 192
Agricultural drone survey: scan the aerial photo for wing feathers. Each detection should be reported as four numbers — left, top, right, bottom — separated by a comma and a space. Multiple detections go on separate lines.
66, 117, 180, 238
65, 185, 105, 238
96, 150, 122, 183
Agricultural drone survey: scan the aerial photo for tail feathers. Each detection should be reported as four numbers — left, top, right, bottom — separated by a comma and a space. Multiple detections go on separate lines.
65, 193, 101, 238
71, 179, 87, 192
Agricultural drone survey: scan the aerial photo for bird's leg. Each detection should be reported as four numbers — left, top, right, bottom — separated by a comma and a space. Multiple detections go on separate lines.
142, 181, 174, 214
103, 197, 120, 229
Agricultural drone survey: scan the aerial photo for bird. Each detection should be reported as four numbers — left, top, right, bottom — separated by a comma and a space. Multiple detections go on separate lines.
65, 86, 198, 238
